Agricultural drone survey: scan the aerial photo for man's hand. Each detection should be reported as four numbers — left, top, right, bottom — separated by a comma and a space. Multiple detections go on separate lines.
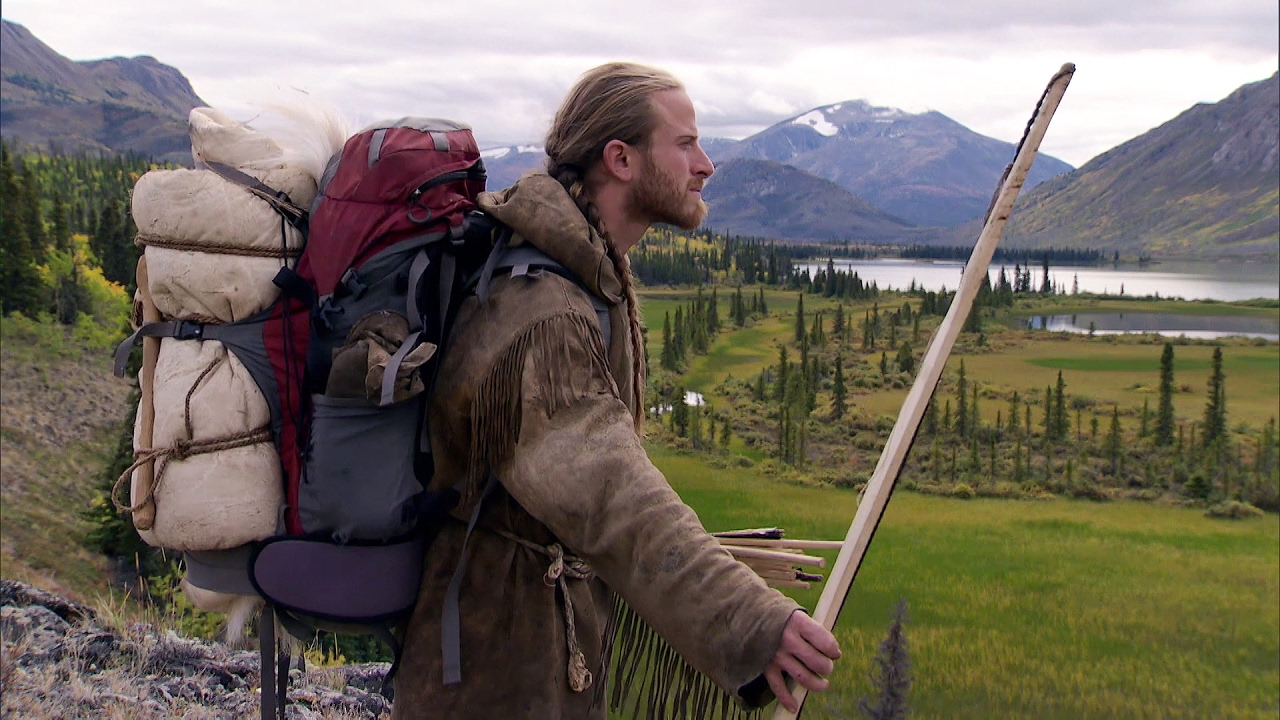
765, 610, 841, 713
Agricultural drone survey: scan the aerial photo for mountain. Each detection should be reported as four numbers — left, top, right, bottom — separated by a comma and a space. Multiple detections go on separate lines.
0, 19, 204, 163
479, 144, 548, 190
711, 100, 1074, 227
701, 158, 916, 242
477, 137, 741, 192
1001, 73, 1279, 258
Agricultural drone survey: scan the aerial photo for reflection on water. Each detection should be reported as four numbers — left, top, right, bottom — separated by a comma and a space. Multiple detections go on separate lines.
650, 391, 707, 416
795, 258, 1280, 302
1023, 313, 1279, 341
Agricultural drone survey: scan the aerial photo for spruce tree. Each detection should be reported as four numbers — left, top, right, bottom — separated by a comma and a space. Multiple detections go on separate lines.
1054, 371, 1067, 441
0, 143, 44, 316
794, 293, 805, 343
880, 351, 889, 380
955, 361, 968, 437
1202, 347, 1226, 446
1107, 405, 1123, 475
775, 345, 789, 403
1008, 391, 1020, 435
661, 312, 675, 371
673, 306, 686, 362
1156, 342, 1176, 446
1041, 386, 1053, 440
832, 354, 847, 419
858, 599, 912, 720
896, 341, 914, 375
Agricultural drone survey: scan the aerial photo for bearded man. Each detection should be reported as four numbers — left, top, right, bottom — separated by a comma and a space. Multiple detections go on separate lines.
392, 62, 840, 719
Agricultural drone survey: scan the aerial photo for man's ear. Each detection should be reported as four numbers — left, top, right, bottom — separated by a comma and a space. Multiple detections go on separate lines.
599, 139, 636, 183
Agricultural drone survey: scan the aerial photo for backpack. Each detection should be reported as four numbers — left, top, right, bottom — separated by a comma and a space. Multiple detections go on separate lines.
116, 115, 585, 719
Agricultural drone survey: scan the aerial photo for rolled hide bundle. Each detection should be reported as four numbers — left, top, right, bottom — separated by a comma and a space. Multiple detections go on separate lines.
188, 106, 318, 206
134, 337, 281, 551
134, 107, 320, 322
132, 168, 308, 322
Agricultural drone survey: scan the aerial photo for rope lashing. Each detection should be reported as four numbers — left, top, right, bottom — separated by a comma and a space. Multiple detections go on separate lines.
494, 529, 595, 693
136, 233, 302, 259
111, 350, 273, 514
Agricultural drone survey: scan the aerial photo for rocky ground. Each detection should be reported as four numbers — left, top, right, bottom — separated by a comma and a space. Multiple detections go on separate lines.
1, 580, 392, 719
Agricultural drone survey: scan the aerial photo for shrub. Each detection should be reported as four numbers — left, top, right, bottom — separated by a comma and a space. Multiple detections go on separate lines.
1184, 474, 1211, 500
951, 483, 975, 499
1205, 501, 1265, 520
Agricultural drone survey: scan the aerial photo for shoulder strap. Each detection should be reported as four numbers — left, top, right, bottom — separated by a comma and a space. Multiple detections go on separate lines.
472, 240, 612, 351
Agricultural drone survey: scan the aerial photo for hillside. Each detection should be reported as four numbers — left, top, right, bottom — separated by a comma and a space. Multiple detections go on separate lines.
712, 100, 1074, 227
0, 19, 204, 163
0, 321, 134, 602
1002, 72, 1280, 258
702, 158, 916, 242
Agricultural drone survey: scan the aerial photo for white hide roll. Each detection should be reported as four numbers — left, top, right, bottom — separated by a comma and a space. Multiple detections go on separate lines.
132, 169, 307, 322
188, 107, 319, 207
135, 338, 281, 552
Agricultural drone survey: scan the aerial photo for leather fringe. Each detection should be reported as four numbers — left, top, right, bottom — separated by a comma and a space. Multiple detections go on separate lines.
605, 595, 763, 720
465, 311, 613, 503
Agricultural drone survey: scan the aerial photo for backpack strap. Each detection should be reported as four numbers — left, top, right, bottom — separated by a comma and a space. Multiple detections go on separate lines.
441, 473, 498, 686
485, 245, 613, 351
204, 161, 308, 232
259, 604, 289, 720
113, 320, 206, 377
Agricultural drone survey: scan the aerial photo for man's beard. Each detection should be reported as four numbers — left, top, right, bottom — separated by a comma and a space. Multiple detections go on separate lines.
630, 155, 707, 230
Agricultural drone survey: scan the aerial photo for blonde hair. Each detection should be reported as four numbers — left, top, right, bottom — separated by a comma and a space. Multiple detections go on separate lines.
545, 62, 682, 428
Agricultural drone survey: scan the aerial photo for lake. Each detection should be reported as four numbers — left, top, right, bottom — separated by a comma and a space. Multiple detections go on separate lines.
1023, 312, 1280, 341
795, 258, 1280, 302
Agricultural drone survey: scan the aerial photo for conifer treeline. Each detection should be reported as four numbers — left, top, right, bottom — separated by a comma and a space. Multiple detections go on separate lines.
0, 141, 154, 320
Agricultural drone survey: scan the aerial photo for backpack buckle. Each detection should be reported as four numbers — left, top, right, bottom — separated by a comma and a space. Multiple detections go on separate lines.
173, 320, 204, 341
339, 268, 367, 299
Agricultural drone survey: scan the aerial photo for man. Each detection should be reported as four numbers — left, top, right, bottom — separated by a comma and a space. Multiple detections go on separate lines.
393, 62, 840, 719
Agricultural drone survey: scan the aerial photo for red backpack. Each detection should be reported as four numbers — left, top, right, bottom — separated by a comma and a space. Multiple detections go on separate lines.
119, 117, 503, 717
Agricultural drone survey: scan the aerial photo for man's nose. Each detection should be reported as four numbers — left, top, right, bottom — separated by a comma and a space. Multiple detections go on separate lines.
693, 142, 714, 179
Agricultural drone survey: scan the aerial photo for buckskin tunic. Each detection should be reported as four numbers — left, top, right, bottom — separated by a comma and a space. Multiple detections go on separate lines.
392, 172, 799, 719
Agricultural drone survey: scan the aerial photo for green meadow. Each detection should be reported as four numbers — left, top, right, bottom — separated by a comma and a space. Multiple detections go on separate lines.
634, 285, 1279, 717
650, 445, 1280, 719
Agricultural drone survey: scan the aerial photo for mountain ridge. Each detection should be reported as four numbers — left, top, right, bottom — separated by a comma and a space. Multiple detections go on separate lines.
1, 19, 204, 163
712, 99, 1075, 227
998, 72, 1279, 259
701, 157, 917, 242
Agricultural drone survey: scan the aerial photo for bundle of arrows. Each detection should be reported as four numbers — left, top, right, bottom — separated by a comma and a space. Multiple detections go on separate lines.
713, 528, 841, 590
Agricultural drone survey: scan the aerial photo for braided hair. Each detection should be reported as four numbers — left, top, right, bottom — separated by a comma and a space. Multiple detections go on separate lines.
545, 63, 683, 430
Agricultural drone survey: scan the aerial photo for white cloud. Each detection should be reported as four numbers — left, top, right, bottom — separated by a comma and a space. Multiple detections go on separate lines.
3, 0, 1276, 165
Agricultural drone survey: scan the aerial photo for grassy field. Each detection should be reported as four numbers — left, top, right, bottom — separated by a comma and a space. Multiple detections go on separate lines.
640, 289, 1280, 429
648, 445, 1280, 719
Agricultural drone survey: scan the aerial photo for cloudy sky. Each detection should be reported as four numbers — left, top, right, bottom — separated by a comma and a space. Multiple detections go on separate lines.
5, 0, 1277, 166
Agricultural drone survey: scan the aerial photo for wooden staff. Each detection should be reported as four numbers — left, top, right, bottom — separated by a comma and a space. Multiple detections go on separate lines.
773, 63, 1076, 720
133, 255, 160, 530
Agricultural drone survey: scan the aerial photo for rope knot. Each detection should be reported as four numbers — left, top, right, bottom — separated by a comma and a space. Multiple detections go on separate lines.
170, 438, 194, 461
544, 543, 565, 586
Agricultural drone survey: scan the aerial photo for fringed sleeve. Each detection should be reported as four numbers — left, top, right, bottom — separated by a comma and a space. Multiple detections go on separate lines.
486, 310, 800, 716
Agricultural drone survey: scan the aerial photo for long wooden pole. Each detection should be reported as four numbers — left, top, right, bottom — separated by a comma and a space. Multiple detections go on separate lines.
134, 255, 159, 531
774, 63, 1076, 720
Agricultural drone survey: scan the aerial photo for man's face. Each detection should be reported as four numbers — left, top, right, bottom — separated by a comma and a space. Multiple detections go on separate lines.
629, 89, 715, 230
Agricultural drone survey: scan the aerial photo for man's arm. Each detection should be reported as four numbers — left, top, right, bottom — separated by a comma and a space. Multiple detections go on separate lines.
493, 312, 838, 699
